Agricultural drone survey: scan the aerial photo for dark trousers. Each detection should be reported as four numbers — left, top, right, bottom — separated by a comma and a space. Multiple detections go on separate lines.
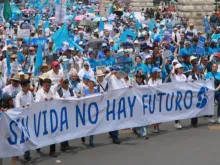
191, 118, 198, 126
24, 151, 31, 160
50, 144, 56, 153
61, 141, 69, 149
37, 144, 56, 153
215, 95, 220, 117
109, 131, 119, 139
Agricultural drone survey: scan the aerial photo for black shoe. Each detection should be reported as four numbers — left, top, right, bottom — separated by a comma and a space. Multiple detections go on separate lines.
36, 148, 41, 153
60, 146, 66, 152
65, 146, 71, 151
50, 152, 58, 157
89, 143, 94, 148
81, 137, 85, 143
132, 129, 138, 135
113, 138, 121, 144
24, 157, 34, 163
192, 124, 198, 128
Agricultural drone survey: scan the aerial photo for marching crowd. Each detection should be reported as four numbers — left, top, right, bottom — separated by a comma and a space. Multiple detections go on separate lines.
0, 0, 220, 164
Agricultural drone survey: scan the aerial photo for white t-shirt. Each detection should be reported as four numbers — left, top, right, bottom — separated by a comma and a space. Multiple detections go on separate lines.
47, 69, 63, 85
3, 84, 21, 100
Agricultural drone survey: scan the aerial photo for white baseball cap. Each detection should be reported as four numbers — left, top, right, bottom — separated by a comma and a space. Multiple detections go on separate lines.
175, 63, 183, 69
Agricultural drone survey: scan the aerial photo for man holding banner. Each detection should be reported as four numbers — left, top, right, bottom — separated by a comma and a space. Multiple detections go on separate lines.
15, 79, 34, 162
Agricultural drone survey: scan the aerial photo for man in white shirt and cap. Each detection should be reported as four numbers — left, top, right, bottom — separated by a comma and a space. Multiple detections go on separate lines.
15, 79, 35, 163
3, 75, 21, 102
185, 24, 198, 40
35, 78, 58, 157
47, 61, 63, 85
55, 78, 74, 152
96, 70, 108, 92
105, 66, 129, 144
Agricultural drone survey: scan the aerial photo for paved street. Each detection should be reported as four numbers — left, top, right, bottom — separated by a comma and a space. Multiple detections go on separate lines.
2, 113, 220, 165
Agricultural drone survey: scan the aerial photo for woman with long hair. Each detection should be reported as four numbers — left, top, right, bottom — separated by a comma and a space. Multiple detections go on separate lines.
81, 77, 100, 147
148, 67, 162, 133
1, 94, 17, 165
171, 63, 187, 129
132, 70, 148, 138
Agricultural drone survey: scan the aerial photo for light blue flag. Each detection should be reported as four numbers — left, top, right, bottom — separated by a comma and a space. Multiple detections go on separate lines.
149, 19, 157, 31
49, 8, 53, 18
109, 4, 113, 15
43, 20, 50, 33
120, 29, 137, 43
35, 15, 40, 30
68, 39, 84, 52
89, 7, 95, 13
99, 18, 104, 32
55, 0, 60, 5
51, 24, 69, 48
34, 45, 43, 76
135, 19, 141, 30
130, 11, 135, 19
17, 52, 25, 65
211, 33, 220, 41
6, 52, 11, 76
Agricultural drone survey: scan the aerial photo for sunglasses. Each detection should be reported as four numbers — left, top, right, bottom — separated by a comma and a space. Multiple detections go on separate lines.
84, 65, 89, 67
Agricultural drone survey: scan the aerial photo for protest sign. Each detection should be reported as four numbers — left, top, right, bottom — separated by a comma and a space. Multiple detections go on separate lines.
186, 31, 193, 41
17, 29, 30, 38
163, 50, 172, 58
96, 65, 106, 73
204, 18, 211, 33
163, 30, 172, 42
104, 24, 113, 31
196, 36, 206, 56
115, 70, 127, 78
0, 80, 214, 158
31, 38, 48, 47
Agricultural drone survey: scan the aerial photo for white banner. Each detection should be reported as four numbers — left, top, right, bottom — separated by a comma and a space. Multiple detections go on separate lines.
0, 80, 215, 158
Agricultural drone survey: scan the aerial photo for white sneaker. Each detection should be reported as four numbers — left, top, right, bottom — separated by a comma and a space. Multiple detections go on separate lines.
217, 117, 220, 124
152, 129, 159, 133
209, 118, 216, 124
175, 123, 182, 129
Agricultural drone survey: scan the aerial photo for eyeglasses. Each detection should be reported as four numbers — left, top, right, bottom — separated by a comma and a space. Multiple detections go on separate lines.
84, 65, 89, 67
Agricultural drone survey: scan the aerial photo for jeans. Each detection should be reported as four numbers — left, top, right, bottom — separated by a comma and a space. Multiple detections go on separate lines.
50, 144, 56, 153
215, 95, 220, 117
61, 141, 69, 149
24, 151, 31, 160
89, 136, 94, 144
109, 131, 119, 139
139, 126, 147, 137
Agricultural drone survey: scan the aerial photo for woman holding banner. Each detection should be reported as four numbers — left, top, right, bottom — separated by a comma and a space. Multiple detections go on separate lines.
132, 69, 148, 138
81, 77, 99, 147
0, 94, 17, 165
171, 63, 187, 129
148, 67, 163, 133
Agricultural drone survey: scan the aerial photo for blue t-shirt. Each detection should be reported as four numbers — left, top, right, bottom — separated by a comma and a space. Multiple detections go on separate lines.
136, 63, 149, 75
83, 88, 99, 95
206, 71, 220, 95
180, 47, 192, 57
104, 57, 116, 67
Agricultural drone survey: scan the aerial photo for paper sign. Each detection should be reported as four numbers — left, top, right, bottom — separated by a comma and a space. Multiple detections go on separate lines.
17, 29, 30, 38
163, 30, 172, 42
186, 31, 193, 41
196, 36, 206, 55
96, 65, 106, 73
104, 24, 113, 31
163, 50, 172, 58
115, 71, 127, 79
204, 18, 211, 33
